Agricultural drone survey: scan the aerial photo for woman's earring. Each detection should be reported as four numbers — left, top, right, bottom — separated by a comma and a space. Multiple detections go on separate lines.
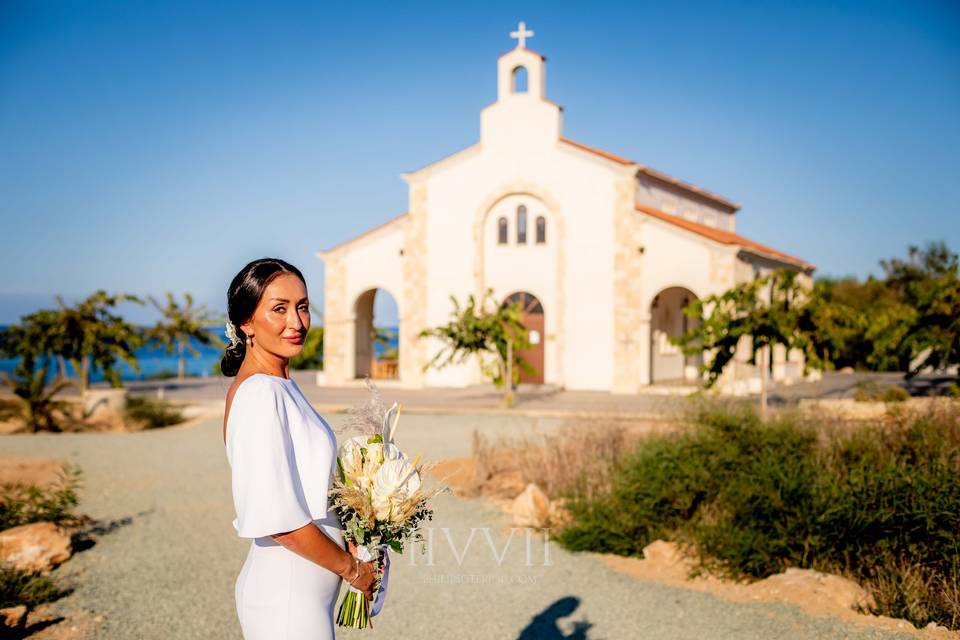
247, 336, 254, 348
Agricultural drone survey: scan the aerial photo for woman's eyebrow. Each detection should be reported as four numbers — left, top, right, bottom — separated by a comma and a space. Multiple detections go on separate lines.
268, 297, 309, 303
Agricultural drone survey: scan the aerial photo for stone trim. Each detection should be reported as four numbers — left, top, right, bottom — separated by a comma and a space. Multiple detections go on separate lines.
472, 181, 566, 387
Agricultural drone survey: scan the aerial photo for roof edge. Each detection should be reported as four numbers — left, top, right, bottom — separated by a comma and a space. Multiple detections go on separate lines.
318, 212, 409, 257
635, 203, 815, 271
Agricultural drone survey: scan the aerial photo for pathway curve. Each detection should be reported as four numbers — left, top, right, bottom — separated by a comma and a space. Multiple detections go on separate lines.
0, 412, 917, 640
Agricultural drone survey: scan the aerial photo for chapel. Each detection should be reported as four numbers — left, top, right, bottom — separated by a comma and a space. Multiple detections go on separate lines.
317, 23, 815, 393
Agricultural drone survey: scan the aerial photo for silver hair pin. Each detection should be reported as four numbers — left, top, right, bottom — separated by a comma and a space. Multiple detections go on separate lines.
224, 320, 241, 347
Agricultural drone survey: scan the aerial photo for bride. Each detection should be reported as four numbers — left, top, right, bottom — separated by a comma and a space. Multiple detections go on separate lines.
221, 257, 376, 639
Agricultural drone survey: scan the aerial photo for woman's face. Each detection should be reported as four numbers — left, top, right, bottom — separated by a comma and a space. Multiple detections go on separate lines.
241, 273, 310, 359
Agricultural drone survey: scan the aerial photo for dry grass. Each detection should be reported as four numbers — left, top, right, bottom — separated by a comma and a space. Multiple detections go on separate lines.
469, 418, 668, 501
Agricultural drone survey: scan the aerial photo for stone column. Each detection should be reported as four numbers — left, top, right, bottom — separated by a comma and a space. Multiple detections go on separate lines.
321, 254, 350, 385
400, 183, 428, 388
612, 176, 643, 393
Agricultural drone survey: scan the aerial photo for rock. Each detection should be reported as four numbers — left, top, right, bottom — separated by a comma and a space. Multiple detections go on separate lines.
642, 540, 686, 564
747, 567, 876, 612
0, 605, 27, 629
0, 521, 72, 573
511, 483, 551, 528
485, 469, 526, 498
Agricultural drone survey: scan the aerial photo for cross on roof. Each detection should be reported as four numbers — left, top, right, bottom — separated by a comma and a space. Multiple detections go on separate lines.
510, 21, 534, 49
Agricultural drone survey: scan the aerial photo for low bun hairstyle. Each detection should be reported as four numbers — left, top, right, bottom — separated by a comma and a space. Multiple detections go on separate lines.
220, 258, 307, 377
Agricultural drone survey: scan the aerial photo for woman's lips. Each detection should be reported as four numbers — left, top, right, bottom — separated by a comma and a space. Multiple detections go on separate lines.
282, 335, 304, 344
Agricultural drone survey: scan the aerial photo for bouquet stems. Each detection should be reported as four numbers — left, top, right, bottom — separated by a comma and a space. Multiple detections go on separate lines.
335, 546, 384, 629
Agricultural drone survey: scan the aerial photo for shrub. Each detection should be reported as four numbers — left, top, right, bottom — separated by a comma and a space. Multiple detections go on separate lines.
555, 401, 960, 630
0, 464, 83, 531
0, 561, 69, 609
124, 396, 184, 429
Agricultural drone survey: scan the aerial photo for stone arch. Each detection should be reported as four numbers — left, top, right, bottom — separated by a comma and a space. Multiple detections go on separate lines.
352, 286, 400, 380
473, 181, 566, 386
649, 286, 702, 384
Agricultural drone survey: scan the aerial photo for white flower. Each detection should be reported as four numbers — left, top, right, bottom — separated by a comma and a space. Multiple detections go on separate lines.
371, 458, 421, 522
224, 320, 241, 347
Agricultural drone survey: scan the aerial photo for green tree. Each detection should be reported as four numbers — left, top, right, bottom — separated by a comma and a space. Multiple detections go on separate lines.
145, 292, 224, 380
882, 242, 960, 376
799, 276, 915, 372
675, 269, 814, 418
17, 291, 145, 400
372, 326, 398, 361
419, 289, 535, 407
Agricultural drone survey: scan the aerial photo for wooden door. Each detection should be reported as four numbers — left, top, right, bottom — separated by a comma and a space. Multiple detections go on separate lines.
503, 292, 545, 384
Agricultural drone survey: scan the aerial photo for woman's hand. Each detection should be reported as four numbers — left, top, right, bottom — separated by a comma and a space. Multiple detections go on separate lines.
345, 541, 377, 601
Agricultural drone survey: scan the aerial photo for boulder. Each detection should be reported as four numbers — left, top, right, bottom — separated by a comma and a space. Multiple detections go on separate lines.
511, 483, 550, 528
485, 469, 526, 498
746, 567, 877, 612
0, 522, 72, 573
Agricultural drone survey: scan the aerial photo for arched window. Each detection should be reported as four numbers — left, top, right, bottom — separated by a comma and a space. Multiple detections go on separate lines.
516, 205, 527, 244
497, 217, 508, 244
512, 66, 528, 94
535, 216, 546, 244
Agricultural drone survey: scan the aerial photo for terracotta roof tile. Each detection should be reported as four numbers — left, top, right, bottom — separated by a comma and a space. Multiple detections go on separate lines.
560, 137, 740, 211
635, 203, 814, 271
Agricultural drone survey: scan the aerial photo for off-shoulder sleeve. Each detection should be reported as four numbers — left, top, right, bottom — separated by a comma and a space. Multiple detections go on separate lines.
227, 378, 313, 538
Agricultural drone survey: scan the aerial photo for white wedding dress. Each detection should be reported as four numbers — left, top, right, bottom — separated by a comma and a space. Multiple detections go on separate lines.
224, 373, 345, 639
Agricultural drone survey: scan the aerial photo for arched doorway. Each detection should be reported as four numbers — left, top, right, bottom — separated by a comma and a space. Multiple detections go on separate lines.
353, 288, 399, 380
650, 287, 702, 384
501, 291, 545, 384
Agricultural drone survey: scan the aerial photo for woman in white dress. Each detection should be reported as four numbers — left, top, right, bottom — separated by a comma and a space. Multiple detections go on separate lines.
221, 258, 376, 639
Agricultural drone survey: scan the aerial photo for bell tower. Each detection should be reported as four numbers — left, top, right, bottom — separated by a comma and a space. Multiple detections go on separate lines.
481, 21, 563, 148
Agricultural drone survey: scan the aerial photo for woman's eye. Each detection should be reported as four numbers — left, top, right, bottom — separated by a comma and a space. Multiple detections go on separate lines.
299, 305, 309, 312
274, 307, 285, 313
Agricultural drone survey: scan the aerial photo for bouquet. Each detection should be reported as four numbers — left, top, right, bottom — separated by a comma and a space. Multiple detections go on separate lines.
330, 379, 446, 629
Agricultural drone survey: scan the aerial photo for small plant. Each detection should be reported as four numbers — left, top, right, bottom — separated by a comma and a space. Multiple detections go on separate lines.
0, 357, 73, 432
0, 464, 83, 531
0, 561, 70, 609
124, 395, 184, 429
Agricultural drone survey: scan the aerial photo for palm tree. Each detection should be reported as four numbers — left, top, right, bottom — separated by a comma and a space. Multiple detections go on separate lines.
145, 292, 224, 380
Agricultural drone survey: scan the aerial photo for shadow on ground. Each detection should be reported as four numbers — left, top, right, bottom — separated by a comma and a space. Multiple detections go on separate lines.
517, 596, 593, 639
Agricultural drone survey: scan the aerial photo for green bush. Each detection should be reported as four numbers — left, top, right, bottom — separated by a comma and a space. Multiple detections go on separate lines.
124, 396, 184, 429
0, 464, 82, 531
0, 561, 69, 609
556, 402, 960, 630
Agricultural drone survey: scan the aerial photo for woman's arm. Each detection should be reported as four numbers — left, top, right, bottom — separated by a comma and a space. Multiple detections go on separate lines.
271, 523, 376, 600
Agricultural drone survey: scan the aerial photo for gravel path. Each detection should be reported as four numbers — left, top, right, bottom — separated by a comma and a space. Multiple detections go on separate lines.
0, 411, 918, 640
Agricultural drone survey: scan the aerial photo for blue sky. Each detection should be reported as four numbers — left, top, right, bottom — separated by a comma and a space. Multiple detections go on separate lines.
1, 0, 957, 326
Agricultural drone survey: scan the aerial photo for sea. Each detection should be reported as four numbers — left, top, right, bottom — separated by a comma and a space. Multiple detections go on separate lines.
0, 325, 399, 383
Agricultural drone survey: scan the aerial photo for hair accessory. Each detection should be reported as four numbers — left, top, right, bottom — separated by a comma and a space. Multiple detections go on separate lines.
224, 320, 241, 348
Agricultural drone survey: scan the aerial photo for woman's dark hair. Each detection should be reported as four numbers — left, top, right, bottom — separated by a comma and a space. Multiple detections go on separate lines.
221, 257, 307, 377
